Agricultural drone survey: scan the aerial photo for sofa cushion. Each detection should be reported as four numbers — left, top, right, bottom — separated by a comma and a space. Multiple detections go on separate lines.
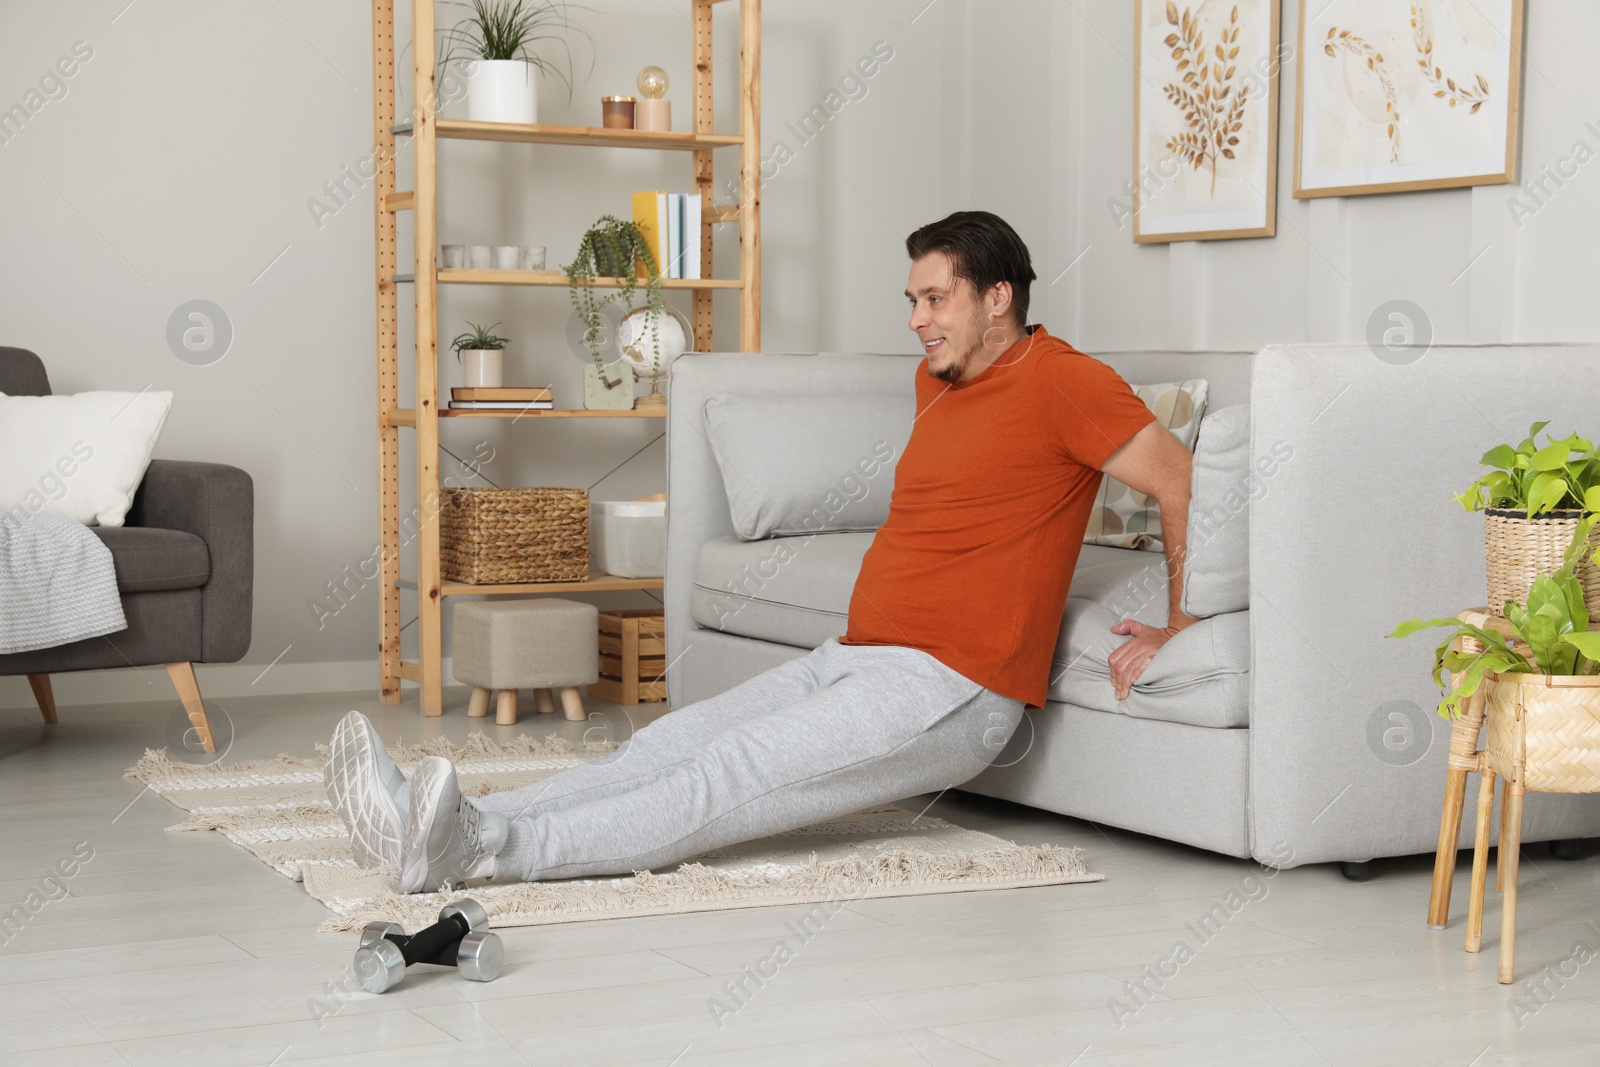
694, 534, 1250, 727
92, 526, 210, 593
701, 393, 911, 540
1050, 545, 1249, 728
1083, 378, 1208, 552
690, 532, 870, 647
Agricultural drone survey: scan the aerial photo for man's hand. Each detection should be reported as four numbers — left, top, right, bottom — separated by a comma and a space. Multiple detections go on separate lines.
1108, 619, 1184, 701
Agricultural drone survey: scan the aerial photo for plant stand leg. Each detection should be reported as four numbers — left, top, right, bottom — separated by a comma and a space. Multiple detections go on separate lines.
1499, 783, 1525, 984
1465, 769, 1497, 953
467, 687, 490, 718
1429, 688, 1486, 928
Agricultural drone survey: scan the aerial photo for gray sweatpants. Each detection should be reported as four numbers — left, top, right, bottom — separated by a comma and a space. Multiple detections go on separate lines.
471, 637, 1025, 882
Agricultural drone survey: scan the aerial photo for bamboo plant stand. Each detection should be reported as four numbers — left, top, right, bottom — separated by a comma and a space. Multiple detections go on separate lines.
1427, 608, 1600, 985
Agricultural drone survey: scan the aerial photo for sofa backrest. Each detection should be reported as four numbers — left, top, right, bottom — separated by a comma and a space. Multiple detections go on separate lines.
0, 348, 50, 396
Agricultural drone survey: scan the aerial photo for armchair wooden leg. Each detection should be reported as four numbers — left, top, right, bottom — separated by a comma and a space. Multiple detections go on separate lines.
27, 674, 57, 724
164, 662, 215, 755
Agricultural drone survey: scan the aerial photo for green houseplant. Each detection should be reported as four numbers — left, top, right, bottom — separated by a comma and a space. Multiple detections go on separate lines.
1391, 518, 1600, 718
441, 0, 589, 124
564, 215, 662, 372
450, 321, 511, 388
1454, 423, 1600, 620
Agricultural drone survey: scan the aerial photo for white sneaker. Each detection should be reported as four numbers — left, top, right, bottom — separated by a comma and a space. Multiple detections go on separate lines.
323, 711, 409, 869
400, 756, 508, 894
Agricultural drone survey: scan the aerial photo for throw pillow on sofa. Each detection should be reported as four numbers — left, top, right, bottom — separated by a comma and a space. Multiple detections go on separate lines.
702, 392, 913, 540
0, 390, 174, 527
1083, 377, 1208, 552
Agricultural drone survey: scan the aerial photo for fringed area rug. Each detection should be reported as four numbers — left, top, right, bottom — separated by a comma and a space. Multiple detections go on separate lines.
126, 733, 1103, 933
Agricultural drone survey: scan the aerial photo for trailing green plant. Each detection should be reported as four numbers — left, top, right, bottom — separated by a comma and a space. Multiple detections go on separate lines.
1453, 421, 1600, 518
1390, 517, 1600, 717
563, 215, 662, 368
440, 0, 591, 100
449, 321, 511, 358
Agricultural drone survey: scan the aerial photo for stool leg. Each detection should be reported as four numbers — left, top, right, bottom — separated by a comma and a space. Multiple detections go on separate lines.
495, 689, 518, 726
1429, 690, 1487, 928
559, 686, 586, 722
1499, 783, 1525, 984
467, 687, 490, 718
1465, 769, 1497, 953
535, 688, 556, 715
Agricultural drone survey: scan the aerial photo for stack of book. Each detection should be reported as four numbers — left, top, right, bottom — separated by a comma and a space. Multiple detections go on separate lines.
631, 190, 702, 280
449, 387, 554, 411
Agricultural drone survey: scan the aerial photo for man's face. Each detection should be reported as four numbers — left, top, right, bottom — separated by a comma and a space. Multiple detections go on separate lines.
905, 251, 990, 384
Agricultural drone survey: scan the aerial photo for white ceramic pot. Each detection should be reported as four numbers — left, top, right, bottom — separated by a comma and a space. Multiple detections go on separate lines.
461, 349, 504, 388
465, 59, 537, 124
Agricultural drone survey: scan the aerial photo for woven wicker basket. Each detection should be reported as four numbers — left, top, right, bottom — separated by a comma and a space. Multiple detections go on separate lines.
440, 487, 589, 584
1484, 508, 1600, 618
1485, 672, 1600, 794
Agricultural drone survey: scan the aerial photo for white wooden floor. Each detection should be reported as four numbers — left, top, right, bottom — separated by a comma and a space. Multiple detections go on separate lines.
3, 687, 1598, 1066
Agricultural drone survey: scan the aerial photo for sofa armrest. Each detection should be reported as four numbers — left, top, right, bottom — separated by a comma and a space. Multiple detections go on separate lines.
665, 352, 918, 708
127, 459, 254, 663
1247, 342, 1600, 866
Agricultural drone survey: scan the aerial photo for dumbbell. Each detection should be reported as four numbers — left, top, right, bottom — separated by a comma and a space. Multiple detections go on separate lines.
353, 897, 503, 993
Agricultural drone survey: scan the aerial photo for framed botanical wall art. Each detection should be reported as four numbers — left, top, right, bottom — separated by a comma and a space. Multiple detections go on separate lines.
1294, 0, 1525, 198
1133, 0, 1282, 243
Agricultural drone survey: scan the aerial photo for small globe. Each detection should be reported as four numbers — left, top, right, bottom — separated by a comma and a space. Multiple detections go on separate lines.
616, 305, 692, 379
637, 65, 669, 100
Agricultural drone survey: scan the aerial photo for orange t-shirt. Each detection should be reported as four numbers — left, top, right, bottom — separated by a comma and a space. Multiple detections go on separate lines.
840, 326, 1156, 710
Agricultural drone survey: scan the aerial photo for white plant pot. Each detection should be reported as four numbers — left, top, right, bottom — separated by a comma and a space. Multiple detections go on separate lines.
465, 60, 537, 124
461, 349, 504, 388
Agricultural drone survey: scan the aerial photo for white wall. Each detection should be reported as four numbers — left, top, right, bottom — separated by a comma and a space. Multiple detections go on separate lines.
997, 0, 1600, 352
0, 0, 954, 708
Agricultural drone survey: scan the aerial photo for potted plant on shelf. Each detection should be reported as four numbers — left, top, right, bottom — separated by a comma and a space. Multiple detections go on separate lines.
450, 321, 511, 388
1454, 423, 1600, 619
565, 215, 662, 409
441, 0, 588, 125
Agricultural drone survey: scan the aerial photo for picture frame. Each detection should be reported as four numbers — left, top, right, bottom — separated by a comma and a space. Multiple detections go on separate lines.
1133, 0, 1282, 243
1293, 0, 1525, 199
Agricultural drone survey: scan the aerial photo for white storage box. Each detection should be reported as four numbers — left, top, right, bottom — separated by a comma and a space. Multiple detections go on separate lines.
591, 499, 667, 578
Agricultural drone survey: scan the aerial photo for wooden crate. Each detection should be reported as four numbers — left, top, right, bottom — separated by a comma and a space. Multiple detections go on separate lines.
588, 609, 666, 704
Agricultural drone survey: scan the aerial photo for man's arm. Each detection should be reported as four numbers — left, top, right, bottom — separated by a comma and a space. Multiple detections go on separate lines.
1097, 421, 1196, 701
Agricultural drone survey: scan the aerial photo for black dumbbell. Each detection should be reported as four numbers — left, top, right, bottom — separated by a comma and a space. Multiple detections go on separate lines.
353, 897, 503, 993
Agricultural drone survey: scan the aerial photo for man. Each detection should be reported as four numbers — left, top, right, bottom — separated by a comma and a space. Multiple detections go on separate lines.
324, 210, 1196, 893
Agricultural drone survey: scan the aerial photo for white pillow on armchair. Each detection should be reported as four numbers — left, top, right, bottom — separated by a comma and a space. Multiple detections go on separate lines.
0, 390, 174, 527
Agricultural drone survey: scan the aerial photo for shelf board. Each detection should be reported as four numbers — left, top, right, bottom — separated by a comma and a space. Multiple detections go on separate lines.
387, 407, 663, 425
386, 118, 741, 151
398, 573, 664, 595
393, 269, 740, 289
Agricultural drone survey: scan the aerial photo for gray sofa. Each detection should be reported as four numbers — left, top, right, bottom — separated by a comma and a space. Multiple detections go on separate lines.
665, 343, 1600, 871
0, 347, 253, 750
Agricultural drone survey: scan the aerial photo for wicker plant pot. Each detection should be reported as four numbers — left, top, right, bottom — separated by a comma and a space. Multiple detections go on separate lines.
1484, 508, 1600, 618
1485, 671, 1600, 795
440, 487, 589, 584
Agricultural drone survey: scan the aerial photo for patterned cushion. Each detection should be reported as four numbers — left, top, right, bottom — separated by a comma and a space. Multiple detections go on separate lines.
1083, 378, 1208, 552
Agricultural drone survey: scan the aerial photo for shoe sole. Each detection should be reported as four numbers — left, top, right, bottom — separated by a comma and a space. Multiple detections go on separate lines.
324, 713, 404, 869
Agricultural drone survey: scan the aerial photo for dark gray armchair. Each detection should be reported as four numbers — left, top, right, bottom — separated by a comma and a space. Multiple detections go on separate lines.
0, 347, 253, 752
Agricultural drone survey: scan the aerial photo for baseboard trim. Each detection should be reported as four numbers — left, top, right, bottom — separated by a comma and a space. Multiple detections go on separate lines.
0, 657, 446, 709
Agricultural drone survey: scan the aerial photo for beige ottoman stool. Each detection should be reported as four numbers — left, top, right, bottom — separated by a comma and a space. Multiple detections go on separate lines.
452, 599, 598, 725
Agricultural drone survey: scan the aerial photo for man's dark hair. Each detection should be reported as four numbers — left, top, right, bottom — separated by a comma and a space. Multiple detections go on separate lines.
905, 211, 1037, 326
